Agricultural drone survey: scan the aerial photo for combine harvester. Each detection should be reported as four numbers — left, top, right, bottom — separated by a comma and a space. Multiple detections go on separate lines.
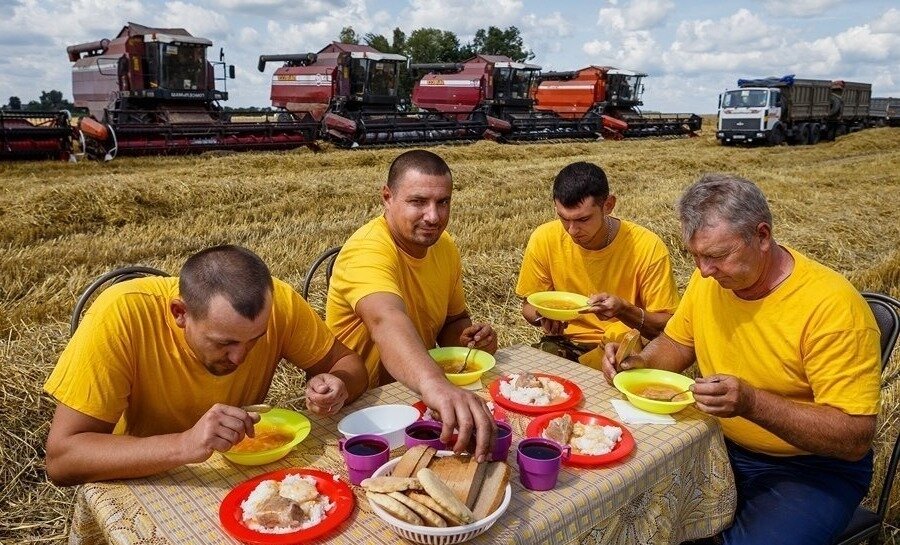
534, 66, 702, 139
68, 22, 318, 160
259, 43, 487, 147
1, 111, 77, 161
411, 55, 620, 141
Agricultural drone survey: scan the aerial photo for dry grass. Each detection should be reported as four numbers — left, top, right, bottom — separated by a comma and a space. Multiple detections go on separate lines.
1, 127, 898, 543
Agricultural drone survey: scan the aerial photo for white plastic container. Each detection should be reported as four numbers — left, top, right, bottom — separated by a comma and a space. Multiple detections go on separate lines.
337, 404, 420, 449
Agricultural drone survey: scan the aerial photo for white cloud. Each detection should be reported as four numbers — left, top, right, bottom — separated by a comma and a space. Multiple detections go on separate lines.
871, 8, 900, 34
156, 2, 230, 40
583, 40, 613, 56
763, 0, 841, 18
406, 0, 523, 35
672, 9, 780, 54
598, 0, 674, 32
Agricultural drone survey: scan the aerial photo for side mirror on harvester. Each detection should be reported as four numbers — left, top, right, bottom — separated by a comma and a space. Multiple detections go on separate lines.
229, 65, 236, 79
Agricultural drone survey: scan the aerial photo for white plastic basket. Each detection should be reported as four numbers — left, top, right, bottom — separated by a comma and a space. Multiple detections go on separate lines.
366, 453, 512, 545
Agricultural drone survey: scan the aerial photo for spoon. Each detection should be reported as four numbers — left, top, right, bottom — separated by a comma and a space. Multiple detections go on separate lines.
241, 403, 273, 413
456, 347, 474, 373
664, 389, 692, 401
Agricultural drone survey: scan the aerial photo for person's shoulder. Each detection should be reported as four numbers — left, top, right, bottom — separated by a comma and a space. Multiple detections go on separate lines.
620, 219, 667, 245
344, 216, 394, 250
96, 276, 175, 307
787, 247, 861, 303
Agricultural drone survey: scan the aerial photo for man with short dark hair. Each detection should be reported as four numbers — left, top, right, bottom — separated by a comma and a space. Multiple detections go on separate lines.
327, 149, 499, 462
44, 245, 367, 485
603, 174, 881, 545
516, 161, 679, 363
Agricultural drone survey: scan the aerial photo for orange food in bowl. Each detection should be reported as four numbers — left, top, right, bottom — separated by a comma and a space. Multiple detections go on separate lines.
541, 299, 583, 310
632, 382, 689, 402
229, 427, 295, 454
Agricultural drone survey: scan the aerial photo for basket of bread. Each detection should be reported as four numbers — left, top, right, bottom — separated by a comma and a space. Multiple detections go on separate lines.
362, 445, 511, 544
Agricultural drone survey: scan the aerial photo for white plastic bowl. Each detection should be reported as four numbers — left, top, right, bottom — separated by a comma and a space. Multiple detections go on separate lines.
367, 452, 512, 544
337, 404, 420, 449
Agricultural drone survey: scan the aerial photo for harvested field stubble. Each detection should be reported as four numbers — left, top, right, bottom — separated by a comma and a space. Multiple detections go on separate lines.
1, 128, 899, 543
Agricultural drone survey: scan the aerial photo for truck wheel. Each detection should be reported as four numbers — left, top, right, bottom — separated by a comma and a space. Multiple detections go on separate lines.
808, 124, 821, 145
836, 124, 848, 138
791, 123, 809, 145
768, 126, 785, 146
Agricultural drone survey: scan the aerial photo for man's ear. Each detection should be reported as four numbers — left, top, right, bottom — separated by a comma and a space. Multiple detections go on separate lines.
170, 298, 188, 328
381, 184, 392, 206
757, 222, 773, 250
603, 195, 617, 214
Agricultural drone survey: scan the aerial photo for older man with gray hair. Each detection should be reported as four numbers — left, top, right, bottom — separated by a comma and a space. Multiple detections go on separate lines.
602, 174, 881, 544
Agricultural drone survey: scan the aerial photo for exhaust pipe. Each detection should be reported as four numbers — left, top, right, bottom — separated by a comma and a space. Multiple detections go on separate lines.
258, 53, 317, 72
409, 63, 464, 73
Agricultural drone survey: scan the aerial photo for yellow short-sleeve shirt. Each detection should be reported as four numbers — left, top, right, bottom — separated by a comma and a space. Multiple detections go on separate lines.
665, 247, 881, 456
326, 216, 467, 389
43, 277, 334, 437
516, 219, 680, 345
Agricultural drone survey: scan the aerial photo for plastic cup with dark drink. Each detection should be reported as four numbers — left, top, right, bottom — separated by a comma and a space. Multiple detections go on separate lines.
516, 438, 570, 491
339, 434, 390, 485
404, 420, 446, 450
490, 421, 513, 462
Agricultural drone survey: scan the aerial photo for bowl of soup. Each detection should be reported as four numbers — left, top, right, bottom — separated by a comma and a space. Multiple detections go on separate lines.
222, 408, 311, 466
526, 291, 590, 321
428, 346, 496, 386
613, 368, 695, 414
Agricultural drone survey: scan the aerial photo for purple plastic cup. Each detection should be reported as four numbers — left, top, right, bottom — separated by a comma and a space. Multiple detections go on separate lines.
516, 438, 571, 491
404, 420, 446, 450
339, 434, 390, 485
490, 421, 513, 462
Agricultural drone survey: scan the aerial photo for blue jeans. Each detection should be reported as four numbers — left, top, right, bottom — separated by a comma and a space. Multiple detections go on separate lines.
722, 440, 873, 545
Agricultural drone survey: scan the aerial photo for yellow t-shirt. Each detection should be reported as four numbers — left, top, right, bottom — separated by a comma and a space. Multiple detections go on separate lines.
326, 215, 467, 389
665, 247, 881, 456
44, 277, 335, 437
515, 219, 680, 345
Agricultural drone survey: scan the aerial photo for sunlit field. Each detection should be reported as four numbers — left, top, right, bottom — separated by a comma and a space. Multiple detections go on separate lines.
1, 126, 898, 543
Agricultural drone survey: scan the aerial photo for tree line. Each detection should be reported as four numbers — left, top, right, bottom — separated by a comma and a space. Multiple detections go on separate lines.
2, 25, 532, 111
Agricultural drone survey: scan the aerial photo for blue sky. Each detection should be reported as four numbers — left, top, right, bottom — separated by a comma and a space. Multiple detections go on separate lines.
1, 0, 897, 114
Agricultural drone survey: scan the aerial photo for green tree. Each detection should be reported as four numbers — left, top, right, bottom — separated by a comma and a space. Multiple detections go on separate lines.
466, 26, 534, 61
4, 96, 22, 110
339, 26, 359, 45
364, 33, 391, 53
21, 90, 75, 112
405, 28, 464, 64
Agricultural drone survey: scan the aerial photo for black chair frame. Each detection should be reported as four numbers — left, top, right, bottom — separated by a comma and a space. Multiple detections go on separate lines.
301, 246, 341, 300
69, 265, 170, 336
834, 292, 900, 545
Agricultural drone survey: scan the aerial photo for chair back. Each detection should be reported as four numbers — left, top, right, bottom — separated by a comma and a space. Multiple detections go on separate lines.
70, 266, 170, 336
301, 246, 342, 300
862, 292, 900, 370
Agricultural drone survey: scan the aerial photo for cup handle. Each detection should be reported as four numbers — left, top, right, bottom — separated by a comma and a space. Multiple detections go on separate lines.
561, 445, 571, 461
338, 438, 346, 452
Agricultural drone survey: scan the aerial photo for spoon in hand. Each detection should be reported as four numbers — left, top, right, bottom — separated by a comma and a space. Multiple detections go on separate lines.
456, 347, 474, 373
241, 403, 273, 413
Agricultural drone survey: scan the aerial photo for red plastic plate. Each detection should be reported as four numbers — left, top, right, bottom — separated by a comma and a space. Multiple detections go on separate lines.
488, 373, 583, 415
219, 468, 354, 544
525, 411, 635, 467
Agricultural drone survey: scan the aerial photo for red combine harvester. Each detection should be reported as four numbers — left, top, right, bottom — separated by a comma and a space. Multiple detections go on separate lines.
412, 55, 616, 141
69, 22, 317, 159
534, 66, 702, 138
259, 43, 487, 147
1, 111, 76, 161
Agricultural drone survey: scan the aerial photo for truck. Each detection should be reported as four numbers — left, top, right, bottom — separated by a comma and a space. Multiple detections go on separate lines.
716, 75, 872, 146
870, 97, 900, 127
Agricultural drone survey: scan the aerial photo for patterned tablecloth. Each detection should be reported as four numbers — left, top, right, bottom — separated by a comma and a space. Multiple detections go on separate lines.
70, 344, 735, 545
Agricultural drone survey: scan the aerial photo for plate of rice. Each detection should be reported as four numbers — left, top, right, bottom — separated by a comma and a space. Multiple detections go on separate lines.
219, 468, 354, 544
488, 372, 583, 415
525, 411, 635, 467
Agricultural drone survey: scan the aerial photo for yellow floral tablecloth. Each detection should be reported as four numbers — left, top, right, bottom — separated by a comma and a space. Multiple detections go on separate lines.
70, 344, 735, 545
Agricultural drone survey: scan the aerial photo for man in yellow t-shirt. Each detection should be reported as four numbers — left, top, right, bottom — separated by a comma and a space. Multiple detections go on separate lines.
603, 174, 880, 545
516, 161, 679, 361
326, 149, 498, 463
44, 245, 367, 485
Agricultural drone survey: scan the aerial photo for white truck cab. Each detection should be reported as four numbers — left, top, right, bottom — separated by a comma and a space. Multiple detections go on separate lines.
717, 87, 783, 144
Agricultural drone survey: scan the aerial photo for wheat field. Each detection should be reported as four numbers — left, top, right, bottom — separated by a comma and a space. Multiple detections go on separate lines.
1, 126, 898, 543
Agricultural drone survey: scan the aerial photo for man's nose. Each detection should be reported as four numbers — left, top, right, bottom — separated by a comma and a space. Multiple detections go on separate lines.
423, 203, 440, 223
697, 257, 716, 277
227, 345, 249, 365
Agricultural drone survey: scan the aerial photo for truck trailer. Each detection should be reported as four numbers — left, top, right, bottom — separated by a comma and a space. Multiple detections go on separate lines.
716, 75, 872, 146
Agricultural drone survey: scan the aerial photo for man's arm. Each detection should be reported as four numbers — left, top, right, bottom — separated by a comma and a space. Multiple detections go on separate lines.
583, 294, 672, 339
693, 375, 876, 461
356, 292, 496, 462
45, 402, 257, 486
601, 332, 695, 384
300, 339, 368, 414
521, 301, 568, 336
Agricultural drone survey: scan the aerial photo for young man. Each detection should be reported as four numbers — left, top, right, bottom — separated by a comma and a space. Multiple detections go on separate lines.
326, 150, 498, 462
44, 245, 368, 485
603, 174, 881, 544
516, 161, 679, 363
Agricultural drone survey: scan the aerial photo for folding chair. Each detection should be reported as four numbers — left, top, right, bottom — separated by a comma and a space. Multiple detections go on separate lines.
301, 246, 341, 300
69, 265, 170, 336
834, 292, 900, 545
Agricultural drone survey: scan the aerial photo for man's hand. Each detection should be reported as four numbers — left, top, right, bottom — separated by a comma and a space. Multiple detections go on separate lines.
601, 342, 647, 384
305, 373, 349, 415
538, 317, 568, 336
691, 375, 755, 418
582, 292, 625, 319
460, 323, 498, 354
178, 404, 259, 464
420, 379, 496, 462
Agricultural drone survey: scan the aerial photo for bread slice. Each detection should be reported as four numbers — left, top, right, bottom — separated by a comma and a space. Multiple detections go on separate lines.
615, 328, 642, 364
412, 446, 437, 475
393, 445, 429, 478
427, 455, 486, 507
471, 461, 510, 520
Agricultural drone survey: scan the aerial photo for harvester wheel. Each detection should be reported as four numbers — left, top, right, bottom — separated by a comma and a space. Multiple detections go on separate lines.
808, 124, 821, 145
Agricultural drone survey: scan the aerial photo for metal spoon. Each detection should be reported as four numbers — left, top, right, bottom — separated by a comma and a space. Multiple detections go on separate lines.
241, 403, 273, 413
664, 389, 691, 401
456, 347, 474, 373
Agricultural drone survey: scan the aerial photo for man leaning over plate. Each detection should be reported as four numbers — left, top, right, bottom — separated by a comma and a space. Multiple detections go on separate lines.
602, 173, 880, 545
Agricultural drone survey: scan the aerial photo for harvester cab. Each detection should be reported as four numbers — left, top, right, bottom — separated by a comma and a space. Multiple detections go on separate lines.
69, 22, 317, 160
